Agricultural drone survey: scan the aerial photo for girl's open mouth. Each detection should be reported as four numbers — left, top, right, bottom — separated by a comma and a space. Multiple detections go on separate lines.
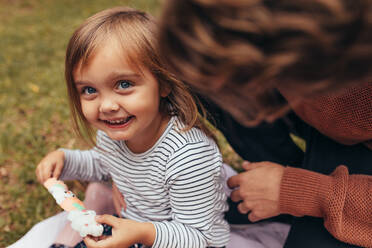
101, 116, 134, 128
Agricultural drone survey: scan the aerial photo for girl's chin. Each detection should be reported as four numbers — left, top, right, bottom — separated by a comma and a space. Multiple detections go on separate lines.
106, 132, 131, 141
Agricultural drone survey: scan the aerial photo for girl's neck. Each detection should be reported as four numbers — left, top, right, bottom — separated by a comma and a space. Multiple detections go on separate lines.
125, 113, 171, 154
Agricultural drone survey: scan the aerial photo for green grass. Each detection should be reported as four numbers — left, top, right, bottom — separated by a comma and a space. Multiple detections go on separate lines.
0, 0, 241, 246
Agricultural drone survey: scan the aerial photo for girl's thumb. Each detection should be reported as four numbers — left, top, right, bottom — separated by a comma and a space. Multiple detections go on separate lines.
95, 214, 119, 227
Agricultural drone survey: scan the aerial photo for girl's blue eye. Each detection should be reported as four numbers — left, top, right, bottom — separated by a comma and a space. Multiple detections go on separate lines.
117, 80, 132, 90
82, 87, 96, 95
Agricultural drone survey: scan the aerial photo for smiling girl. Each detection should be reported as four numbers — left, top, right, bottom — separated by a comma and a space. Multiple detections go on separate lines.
35, 7, 229, 248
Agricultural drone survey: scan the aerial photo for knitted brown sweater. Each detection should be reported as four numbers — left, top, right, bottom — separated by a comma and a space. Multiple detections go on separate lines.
280, 162, 372, 248
277, 82, 372, 247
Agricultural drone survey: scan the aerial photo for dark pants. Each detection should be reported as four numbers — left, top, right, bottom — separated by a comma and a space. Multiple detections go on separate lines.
199, 95, 371, 248
284, 217, 360, 248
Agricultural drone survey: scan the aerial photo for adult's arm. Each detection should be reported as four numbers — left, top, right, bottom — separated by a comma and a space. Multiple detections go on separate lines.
280, 165, 372, 248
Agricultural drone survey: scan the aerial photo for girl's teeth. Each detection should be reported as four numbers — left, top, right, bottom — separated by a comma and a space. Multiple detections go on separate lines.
105, 116, 132, 125
109, 119, 124, 124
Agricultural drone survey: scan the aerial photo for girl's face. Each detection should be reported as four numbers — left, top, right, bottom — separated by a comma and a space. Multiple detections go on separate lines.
73, 39, 170, 153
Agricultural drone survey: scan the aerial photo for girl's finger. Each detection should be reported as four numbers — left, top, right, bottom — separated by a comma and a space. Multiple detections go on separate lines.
42, 163, 53, 182
95, 214, 120, 228
84, 236, 100, 248
53, 161, 63, 179
84, 235, 112, 248
113, 183, 126, 211
113, 194, 123, 217
36, 165, 43, 183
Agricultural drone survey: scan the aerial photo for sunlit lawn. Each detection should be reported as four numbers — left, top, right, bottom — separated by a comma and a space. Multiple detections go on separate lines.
0, 0, 241, 246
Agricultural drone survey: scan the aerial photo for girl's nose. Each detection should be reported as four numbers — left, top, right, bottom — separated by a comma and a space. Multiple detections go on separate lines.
99, 99, 120, 113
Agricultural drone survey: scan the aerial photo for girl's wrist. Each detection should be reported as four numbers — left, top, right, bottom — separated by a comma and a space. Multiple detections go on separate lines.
57, 149, 65, 156
137, 222, 156, 246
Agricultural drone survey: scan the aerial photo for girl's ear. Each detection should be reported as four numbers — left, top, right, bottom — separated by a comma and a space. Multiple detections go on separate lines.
160, 83, 171, 98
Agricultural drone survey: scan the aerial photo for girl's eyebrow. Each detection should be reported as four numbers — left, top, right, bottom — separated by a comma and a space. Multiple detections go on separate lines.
75, 81, 90, 85
109, 72, 142, 80
74, 72, 142, 85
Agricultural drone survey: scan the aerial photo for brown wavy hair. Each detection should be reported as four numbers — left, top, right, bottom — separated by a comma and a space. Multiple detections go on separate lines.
65, 7, 214, 145
158, 0, 372, 125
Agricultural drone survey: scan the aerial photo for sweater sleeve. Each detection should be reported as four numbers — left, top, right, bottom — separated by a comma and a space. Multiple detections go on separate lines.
59, 131, 112, 182
151, 141, 230, 248
58, 149, 110, 182
279, 165, 372, 247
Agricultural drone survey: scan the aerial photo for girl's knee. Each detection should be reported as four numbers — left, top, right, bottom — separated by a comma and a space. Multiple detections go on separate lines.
85, 182, 111, 197
84, 182, 113, 209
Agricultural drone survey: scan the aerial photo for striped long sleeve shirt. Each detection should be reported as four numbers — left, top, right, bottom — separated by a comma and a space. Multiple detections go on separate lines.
60, 117, 230, 247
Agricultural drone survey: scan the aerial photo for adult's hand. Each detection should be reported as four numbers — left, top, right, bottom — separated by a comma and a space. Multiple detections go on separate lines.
227, 161, 285, 222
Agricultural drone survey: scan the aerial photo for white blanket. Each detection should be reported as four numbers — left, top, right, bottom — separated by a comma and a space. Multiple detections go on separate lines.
9, 164, 291, 248
9, 212, 290, 248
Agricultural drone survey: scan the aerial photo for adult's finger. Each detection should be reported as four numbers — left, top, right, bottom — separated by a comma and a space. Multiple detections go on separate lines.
241, 161, 263, 171
230, 188, 243, 202
237, 202, 250, 214
227, 174, 240, 189
248, 211, 261, 222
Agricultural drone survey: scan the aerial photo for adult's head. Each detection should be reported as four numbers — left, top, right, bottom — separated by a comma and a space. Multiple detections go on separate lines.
158, 0, 372, 126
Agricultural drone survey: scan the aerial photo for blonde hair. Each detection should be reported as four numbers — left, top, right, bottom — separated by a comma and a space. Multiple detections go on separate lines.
158, 0, 372, 125
65, 7, 213, 144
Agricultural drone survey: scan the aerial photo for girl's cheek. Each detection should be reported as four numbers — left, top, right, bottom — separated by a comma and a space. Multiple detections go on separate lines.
81, 102, 97, 121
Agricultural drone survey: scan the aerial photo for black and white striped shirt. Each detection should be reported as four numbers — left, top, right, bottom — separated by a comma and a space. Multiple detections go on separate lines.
60, 117, 230, 247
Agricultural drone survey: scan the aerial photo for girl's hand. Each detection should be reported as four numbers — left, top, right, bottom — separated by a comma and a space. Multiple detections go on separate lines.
84, 215, 155, 248
227, 161, 284, 222
35, 150, 65, 184
112, 183, 126, 217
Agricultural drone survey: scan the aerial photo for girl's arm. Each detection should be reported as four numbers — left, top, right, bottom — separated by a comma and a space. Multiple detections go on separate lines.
84, 216, 155, 248
36, 149, 65, 183
150, 141, 229, 248
85, 140, 229, 248
280, 166, 372, 248
59, 131, 112, 182
59, 149, 109, 182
